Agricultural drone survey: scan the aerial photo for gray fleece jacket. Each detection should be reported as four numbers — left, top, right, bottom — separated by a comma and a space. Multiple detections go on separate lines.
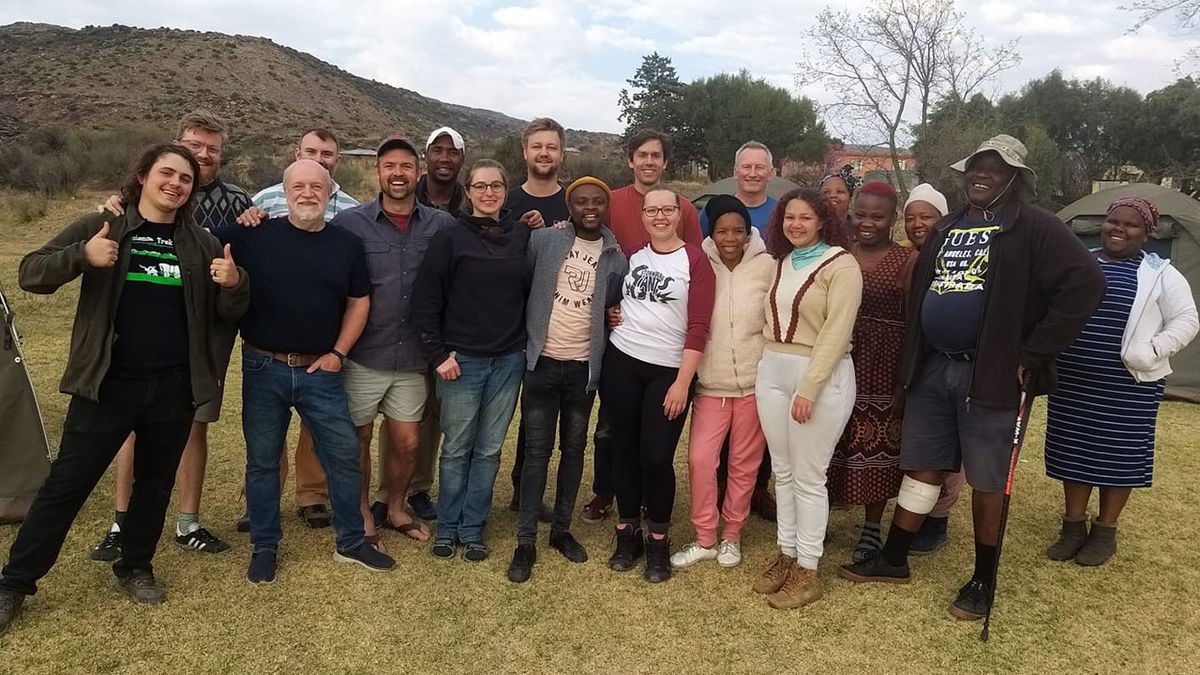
524, 223, 628, 390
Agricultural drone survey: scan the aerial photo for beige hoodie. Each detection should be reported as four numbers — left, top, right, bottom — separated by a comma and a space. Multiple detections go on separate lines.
697, 228, 776, 398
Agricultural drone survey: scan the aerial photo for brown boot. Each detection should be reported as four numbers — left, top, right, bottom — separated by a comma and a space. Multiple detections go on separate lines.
1046, 516, 1089, 561
767, 565, 823, 610
753, 552, 795, 594
1075, 519, 1117, 566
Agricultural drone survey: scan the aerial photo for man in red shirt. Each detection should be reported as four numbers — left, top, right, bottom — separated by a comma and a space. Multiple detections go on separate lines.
607, 130, 703, 257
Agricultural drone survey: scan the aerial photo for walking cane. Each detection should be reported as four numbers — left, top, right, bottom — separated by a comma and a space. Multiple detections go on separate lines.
980, 388, 1034, 642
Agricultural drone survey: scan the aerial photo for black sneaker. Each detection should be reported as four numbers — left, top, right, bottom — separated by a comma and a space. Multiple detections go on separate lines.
175, 527, 231, 554
430, 537, 456, 559
334, 544, 396, 572
462, 542, 489, 563
408, 492, 437, 521
837, 552, 911, 584
247, 551, 277, 585
114, 570, 166, 604
644, 535, 672, 583
608, 526, 644, 572
949, 578, 991, 621
507, 543, 536, 583
0, 589, 24, 635
235, 511, 250, 533
298, 504, 332, 529
549, 531, 588, 563
911, 516, 949, 556
90, 531, 122, 563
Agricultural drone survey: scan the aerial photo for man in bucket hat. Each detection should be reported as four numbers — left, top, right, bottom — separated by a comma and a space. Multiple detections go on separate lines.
838, 134, 1105, 620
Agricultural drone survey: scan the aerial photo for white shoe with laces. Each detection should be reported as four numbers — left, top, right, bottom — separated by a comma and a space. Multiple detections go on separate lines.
670, 541, 718, 569
716, 540, 742, 568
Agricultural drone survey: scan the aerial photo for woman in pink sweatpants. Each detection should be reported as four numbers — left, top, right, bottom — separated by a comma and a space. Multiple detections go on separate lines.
671, 196, 776, 570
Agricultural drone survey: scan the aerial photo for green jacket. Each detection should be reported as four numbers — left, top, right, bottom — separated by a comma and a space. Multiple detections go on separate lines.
18, 209, 249, 404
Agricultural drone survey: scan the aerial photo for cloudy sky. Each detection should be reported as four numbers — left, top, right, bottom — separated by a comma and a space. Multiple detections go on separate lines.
2, 0, 1195, 137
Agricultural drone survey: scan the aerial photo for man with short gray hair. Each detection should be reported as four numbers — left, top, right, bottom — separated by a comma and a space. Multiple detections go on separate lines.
700, 141, 777, 236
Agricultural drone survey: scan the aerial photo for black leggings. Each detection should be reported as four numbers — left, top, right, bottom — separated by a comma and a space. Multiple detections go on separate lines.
599, 346, 693, 529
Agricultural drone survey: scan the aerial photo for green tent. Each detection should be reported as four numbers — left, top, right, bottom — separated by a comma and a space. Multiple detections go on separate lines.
1058, 184, 1200, 401
691, 176, 801, 211
0, 284, 50, 522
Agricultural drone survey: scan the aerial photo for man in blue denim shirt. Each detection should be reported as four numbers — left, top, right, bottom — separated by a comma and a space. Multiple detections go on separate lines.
214, 159, 396, 585
330, 136, 455, 545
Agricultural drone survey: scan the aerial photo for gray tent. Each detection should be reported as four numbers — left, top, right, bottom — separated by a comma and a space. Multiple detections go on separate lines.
1058, 184, 1200, 401
691, 176, 801, 211
0, 284, 50, 522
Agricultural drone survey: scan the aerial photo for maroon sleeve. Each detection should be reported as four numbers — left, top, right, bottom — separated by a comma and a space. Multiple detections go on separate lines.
684, 244, 715, 352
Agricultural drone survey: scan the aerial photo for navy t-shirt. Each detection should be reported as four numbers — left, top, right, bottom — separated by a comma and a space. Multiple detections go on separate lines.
921, 216, 1000, 353
213, 218, 370, 354
110, 222, 189, 377
506, 186, 569, 229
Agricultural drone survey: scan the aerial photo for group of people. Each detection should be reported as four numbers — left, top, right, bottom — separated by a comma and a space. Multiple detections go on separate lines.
0, 108, 1195, 636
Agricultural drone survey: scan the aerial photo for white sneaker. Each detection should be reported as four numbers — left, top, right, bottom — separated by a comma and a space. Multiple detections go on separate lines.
716, 540, 742, 568
670, 542, 718, 568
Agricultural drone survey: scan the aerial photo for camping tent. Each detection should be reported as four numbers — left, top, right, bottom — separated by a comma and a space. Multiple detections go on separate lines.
1058, 183, 1200, 401
0, 283, 50, 523
691, 176, 801, 211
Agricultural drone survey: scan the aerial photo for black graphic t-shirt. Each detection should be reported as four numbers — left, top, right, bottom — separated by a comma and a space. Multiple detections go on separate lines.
921, 216, 1000, 353
110, 222, 189, 377
506, 186, 570, 229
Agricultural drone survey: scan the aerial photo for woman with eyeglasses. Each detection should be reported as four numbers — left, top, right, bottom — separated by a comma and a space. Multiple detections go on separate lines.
601, 187, 715, 584
412, 159, 531, 564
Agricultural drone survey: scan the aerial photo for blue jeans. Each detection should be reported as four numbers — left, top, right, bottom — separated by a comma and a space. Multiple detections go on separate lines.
435, 351, 524, 543
241, 351, 365, 553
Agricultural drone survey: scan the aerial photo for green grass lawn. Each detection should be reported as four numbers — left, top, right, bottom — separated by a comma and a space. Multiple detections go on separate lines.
2, 192, 1198, 673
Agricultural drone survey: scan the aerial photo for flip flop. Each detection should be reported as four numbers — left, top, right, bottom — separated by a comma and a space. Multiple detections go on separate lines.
390, 520, 430, 542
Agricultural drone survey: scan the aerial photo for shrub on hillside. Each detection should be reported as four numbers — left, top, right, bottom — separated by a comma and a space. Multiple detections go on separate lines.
0, 124, 168, 195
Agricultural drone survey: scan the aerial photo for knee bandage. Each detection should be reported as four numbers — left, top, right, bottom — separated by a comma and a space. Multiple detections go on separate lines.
896, 476, 940, 515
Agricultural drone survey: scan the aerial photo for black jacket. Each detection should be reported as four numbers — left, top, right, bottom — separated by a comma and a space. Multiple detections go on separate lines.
19, 210, 249, 404
412, 214, 531, 366
900, 200, 1106, 408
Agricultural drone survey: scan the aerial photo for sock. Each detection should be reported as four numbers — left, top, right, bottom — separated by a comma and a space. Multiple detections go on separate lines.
881, 522, 917, 566
112, 510, 127, 532
854, 521, 883, 560
618, 517, 639, 531
647, 520, 669, 536
177, 512, 200, 536
973, 542, 998, 584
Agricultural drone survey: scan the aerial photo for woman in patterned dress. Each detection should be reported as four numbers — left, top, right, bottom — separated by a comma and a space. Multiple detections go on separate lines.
828, 182, 916, 563
1044, 197, 1198, 566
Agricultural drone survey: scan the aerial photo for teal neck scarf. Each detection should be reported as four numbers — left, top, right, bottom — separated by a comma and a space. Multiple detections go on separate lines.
791, 241, 831, 270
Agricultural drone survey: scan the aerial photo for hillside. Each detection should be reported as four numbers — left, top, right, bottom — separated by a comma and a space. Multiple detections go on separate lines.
0, 22, 614, 150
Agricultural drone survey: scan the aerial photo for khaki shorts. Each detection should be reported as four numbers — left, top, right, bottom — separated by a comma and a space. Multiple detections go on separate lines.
194, 323, 238, 424
344, 359, 427, 426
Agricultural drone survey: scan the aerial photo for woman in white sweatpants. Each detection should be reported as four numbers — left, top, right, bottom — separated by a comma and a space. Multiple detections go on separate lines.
752, 188, 862, 610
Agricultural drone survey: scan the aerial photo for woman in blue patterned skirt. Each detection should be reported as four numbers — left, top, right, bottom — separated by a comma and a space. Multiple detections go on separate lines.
1044, 197, 1198, 566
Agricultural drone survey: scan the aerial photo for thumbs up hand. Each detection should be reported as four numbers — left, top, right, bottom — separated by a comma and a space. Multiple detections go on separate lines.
210, 243, 240, 288
84, 222, 119, 268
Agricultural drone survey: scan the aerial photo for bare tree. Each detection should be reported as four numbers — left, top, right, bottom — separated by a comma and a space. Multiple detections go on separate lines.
797, 0, 1020, 191
1124, 0, 1200, 72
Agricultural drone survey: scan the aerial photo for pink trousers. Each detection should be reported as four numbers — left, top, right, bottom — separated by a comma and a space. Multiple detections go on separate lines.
687, 394, 766, 546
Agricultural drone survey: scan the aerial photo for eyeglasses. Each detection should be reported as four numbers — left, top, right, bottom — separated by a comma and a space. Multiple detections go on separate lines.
469, 182, 506, 193
177, 139, 222, 157
642, 205, 679, 217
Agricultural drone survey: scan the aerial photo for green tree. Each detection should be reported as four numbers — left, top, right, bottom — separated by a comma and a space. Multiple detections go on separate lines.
1133, 77, 1200, 187
680, 71, 828, 179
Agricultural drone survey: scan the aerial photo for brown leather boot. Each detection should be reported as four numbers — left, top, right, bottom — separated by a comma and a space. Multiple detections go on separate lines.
767, 565, 823, 610
1046, 516, 1089, 561
753, 552, 795, 594
1075, 519, 1117, 566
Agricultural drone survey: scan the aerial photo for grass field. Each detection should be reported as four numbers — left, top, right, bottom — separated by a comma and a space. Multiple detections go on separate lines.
1, 191, 1198, 673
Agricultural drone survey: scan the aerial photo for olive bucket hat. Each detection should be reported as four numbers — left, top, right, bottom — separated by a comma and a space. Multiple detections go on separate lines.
950, 134, 1037, 202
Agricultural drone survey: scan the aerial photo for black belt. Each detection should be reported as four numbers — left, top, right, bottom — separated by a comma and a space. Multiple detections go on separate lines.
938, 350, 975, 363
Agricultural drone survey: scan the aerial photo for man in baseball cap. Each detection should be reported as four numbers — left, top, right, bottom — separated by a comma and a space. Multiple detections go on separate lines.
330, 135, 458, 543
416, 127, 466, 216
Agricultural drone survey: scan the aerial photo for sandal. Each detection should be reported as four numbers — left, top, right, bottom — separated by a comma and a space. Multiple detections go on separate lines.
365, 534, 387, 554
462, 542, 489, 563
431, 537, 456, 559
393, 520, 430, 542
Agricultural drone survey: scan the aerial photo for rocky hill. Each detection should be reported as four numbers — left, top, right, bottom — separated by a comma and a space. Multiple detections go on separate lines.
0, 22, 614, 150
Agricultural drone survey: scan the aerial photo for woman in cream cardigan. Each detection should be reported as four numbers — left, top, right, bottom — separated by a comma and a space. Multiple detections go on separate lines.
752, 188, 862, 610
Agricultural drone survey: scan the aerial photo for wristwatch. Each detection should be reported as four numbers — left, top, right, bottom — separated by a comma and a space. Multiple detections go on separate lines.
331, 348, 347, 364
